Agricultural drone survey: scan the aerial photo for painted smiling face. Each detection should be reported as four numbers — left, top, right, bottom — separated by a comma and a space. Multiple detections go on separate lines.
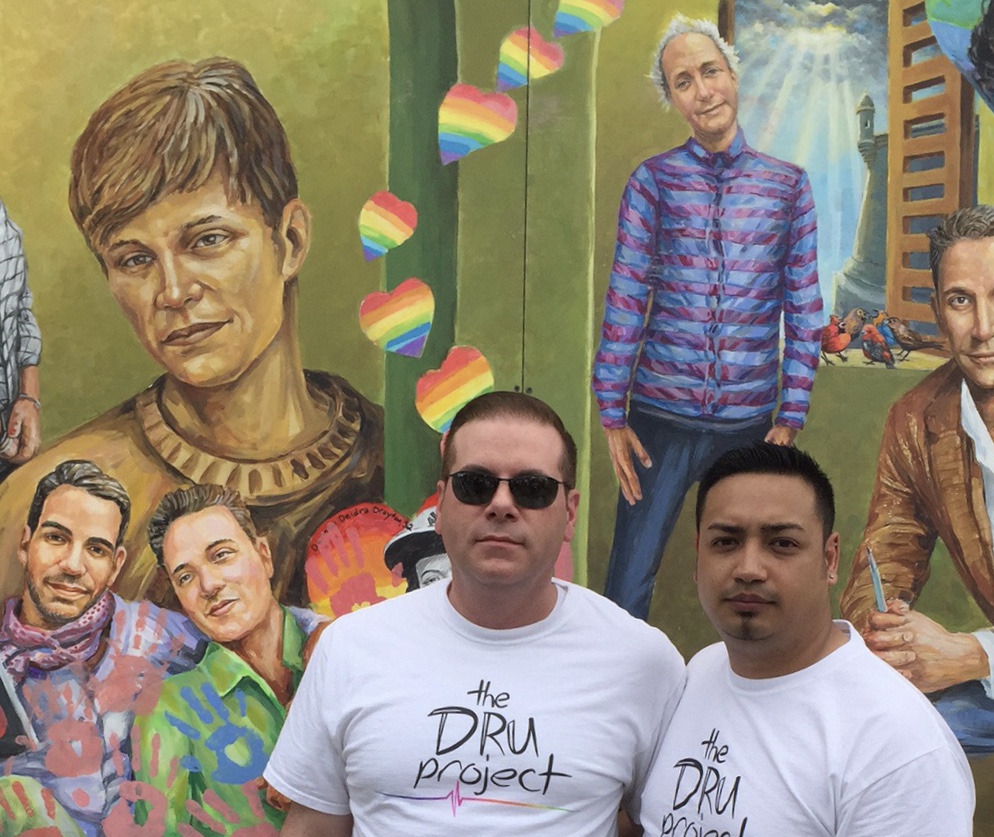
161, 504, 276, 645
18, 485, 126, 629
662, 32, 739, 152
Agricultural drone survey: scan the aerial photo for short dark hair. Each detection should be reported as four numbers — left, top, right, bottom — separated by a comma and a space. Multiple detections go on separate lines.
28, 460, 131, 547
970, 0, 994, 107
927, 205, 994, 290
148, 484, 258, 567
69, 57, 298, 255
695, 442, 835, 539
440, 392, 577, 489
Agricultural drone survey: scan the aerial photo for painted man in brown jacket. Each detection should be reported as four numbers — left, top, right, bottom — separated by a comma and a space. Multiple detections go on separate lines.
841, 205, 994, 753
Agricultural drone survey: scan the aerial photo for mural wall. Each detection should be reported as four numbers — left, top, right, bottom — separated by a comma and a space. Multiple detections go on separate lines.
2, 0, 994, 832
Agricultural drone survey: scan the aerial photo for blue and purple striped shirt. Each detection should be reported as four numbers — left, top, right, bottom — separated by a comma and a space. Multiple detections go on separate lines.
592, 130, 822, 430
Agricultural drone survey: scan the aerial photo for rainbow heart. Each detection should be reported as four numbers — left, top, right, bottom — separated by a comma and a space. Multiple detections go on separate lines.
496, 27, 565, 91
416, 346, 495, 432
438, 84, 518, 165
359, 191, 418, 261
553, 0, 624, 37
305, 502, 408, 618
359, 278, 434, 358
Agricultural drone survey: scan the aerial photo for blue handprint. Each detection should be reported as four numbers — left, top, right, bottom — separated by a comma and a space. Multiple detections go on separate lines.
165, 683, 268, 786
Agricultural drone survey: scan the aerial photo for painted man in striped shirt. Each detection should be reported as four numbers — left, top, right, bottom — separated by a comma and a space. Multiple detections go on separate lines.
592, 16, 823, 621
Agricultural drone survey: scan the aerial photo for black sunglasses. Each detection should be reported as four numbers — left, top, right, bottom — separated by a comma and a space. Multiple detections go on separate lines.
447, 470, 567, 510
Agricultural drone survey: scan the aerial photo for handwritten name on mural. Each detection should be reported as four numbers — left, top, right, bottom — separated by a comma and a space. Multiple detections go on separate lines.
414, 679, 571, 798
660, 728, 748, 837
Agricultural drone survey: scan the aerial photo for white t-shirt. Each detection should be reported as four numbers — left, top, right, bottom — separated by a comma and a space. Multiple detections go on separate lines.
266, 580, 686, 836
639, 623, 975, 837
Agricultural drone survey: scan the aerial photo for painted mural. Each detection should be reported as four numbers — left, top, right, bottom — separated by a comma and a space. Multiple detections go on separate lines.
2, 0, 994, 832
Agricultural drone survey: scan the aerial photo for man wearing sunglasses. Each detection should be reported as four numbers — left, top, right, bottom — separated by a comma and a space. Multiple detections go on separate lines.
265, 391, 686, 837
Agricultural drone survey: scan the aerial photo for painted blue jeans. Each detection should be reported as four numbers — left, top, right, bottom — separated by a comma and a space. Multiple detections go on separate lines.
603, 405, 770, 621
931, 681, 994, 756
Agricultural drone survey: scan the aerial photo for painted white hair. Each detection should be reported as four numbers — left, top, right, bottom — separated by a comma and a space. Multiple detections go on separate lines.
650, 15, 740, 107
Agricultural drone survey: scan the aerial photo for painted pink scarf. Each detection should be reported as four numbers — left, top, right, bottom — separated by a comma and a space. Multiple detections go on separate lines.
0, 592, 114, 684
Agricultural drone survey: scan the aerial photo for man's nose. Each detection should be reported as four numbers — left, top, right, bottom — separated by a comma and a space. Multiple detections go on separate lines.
58, 543, 86, 576
156, 253, 202, 310
485, 480, 520, 518
732, 544, 767, 582
199, 566, 225, 597
975, 300, 994, 343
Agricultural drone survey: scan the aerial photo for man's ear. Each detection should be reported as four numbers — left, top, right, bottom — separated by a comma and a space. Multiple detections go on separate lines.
256, 537, 275, 580
930, 290, 946, 337
434, 481, 447, 532
278, 198, 312, 282
17, 525, 31, 568
825, 532, 841, 582
693, 534, 699, 584
562, 489, 581, 544
107, 546, 128, 588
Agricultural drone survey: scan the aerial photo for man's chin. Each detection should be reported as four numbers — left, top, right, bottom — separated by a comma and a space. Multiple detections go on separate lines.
35, 602, 90, 628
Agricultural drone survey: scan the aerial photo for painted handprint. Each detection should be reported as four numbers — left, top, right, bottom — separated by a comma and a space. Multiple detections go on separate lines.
167, 682, 269, 785
0, 775, 85, 837
102, 723, 172, 837
178, 783, 281, 837
96, 602, 182, 715
305, 502, 407, 617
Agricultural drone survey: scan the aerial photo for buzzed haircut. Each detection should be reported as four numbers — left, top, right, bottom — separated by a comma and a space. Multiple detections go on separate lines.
695, 442, 835, 539
441, 391, 578, 489
927, 205, 994, 290
69, 57, 298, 257
148, 483, 258, 567
28, 460, 131, 547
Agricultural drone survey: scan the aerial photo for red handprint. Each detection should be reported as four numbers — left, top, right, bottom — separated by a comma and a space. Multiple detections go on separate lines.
305, 503, 407, 617
0, 775, 84, 837
177, 783, 280, 837
101, 724, 173, 837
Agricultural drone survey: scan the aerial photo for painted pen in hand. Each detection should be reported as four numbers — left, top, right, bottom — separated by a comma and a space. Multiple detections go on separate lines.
866, 546, 887, 613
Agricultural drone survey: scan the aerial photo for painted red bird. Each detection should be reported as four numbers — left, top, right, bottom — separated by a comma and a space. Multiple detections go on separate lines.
821, 315, 851, 365
861, 324, 895, 369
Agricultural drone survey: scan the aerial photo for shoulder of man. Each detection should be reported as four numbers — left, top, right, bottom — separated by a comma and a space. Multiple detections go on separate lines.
565, 584, 685, 669
885, 359, 960, 430
740, 143, 809, 182
109, 595, 204, 664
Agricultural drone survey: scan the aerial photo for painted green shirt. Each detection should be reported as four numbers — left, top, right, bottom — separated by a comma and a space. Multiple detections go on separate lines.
135, 607, 305, 836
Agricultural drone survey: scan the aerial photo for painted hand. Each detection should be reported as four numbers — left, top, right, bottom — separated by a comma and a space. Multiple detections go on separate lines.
166, 683, 269, 786
604, 425, 651, 506
97, 603, 173, 715
0, 776, 74, 837
307, 521, 388, 617
5, 397, 39, 464
41, 685, 102, 780
255, 775, 292, 814
178, 784, 279, 837
864, 600, 990, 692
763, 424, 798, 446
102, 724, 172, 837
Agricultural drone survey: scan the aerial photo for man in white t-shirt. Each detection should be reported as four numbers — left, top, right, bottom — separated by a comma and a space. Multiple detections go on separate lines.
266, 391, 686, 837
640, 442, 974, 837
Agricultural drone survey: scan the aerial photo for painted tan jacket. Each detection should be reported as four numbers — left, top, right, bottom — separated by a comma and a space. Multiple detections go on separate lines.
0, 371, 383, 609
841, 361, 994, 631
